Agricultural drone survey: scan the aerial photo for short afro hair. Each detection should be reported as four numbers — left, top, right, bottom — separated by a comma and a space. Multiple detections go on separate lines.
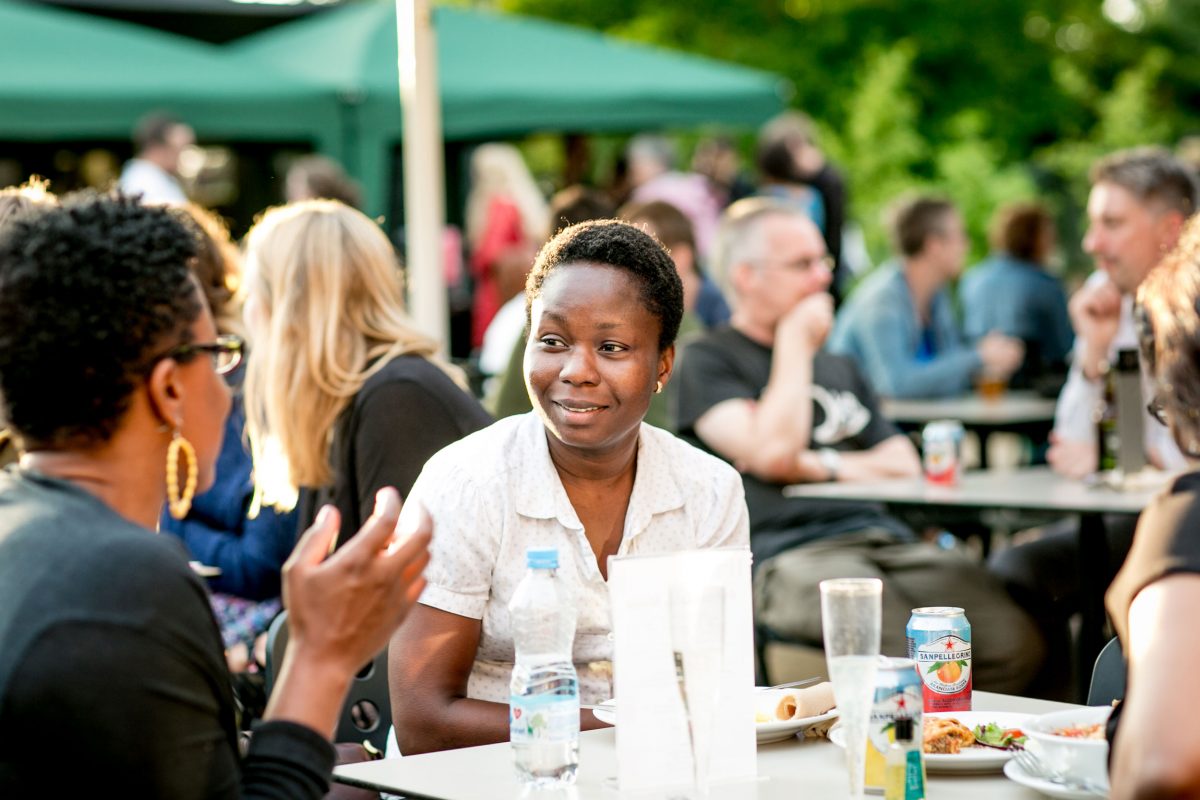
0, 193, 202, 449
525, 219, 683, 352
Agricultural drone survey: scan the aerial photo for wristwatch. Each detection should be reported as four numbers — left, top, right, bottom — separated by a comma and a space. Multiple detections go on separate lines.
817, 448, 842, 482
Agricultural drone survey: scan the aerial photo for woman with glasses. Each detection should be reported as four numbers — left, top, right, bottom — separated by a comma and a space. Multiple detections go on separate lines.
1104, 219, 1200, 800
1106, 218, 1200, 800
0, 194, 431, 797
157, 205, 299, 690
241, 200, 491, 548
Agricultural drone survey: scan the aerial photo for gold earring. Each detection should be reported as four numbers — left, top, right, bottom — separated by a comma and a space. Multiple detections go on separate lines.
654, 380, 664, 394
166, 430, 198, 520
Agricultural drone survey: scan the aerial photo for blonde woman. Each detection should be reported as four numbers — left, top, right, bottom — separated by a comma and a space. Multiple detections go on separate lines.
465, 143, 549, 351
243, 200, 492, 546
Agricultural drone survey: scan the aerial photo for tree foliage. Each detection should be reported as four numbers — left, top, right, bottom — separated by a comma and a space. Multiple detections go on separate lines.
491, 0, 1197, 271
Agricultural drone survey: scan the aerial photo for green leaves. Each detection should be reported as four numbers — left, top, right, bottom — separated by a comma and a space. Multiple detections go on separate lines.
972, 722, 1027, 750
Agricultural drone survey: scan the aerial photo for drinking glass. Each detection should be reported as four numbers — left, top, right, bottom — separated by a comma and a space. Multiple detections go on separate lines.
669, 585, 724, 799
820, 578, 882, 800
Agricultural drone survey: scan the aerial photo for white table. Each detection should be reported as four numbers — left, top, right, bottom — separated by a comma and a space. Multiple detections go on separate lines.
334, 692, 1079, 799
881, 392, 1059, 428
784, 466, 1165, 698
781, 466, 1160, 515
880, 391, 1058, 469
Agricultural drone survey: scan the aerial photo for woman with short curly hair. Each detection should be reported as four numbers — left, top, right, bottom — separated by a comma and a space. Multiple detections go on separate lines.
0, 193, 431, 797
389, 219, 749, 754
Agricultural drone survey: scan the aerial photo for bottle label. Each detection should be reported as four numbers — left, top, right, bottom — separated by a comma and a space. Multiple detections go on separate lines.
904, 748, 926, 800
509, 692, 579, 744
913, 634, 972, 711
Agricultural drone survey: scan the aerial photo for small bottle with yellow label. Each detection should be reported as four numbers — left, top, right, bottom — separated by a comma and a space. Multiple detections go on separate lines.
884, 717, 925, 800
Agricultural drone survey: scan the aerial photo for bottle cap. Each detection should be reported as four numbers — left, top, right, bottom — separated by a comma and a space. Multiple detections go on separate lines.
526, 547, 558, 570
894, 716, 914, 743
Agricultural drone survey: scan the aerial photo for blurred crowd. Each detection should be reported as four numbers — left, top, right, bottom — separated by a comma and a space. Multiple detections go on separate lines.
3, 104, 1200, 800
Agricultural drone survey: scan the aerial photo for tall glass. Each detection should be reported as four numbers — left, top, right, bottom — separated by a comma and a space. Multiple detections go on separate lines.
821, 578, 882, 800
669, 585, 724, 799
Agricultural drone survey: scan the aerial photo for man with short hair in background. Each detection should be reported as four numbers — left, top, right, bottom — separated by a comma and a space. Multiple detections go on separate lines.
118, 112, 194, 205
828, 195, 1024, 398
990, 148, 1197, 697
675, 197, 1044, 694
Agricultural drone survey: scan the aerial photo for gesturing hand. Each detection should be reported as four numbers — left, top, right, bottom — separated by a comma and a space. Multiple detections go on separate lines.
283, 488, 432, 680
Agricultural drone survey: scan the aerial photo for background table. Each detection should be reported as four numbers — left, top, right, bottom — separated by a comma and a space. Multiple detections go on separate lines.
881, 391, 1058, 468
335, 691, 1080, 799
881, 391, 1058, 428
784, 466, 1164, 698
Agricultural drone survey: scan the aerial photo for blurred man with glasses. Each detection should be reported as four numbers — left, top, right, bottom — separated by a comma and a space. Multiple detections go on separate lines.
675, 197, 1043, 694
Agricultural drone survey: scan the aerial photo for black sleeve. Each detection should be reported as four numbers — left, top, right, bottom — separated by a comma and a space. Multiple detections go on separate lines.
675, 337, 755, 435
4, 622, 334, 800
844, 356, 903, 450
1107, 472, 1200, 646
349, 377, 490, 527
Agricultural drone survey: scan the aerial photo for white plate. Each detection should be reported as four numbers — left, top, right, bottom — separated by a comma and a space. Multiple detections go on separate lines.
590, 699, 838, 745
830, 711, 1030, 773
1003, 758, 1109, 799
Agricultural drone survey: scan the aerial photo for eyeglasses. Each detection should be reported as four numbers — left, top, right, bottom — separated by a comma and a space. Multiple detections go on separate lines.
167, 334, 245, 375
754, 254, 835, 274
1147, 392, 1169, 427
1146, 388, 1200, 458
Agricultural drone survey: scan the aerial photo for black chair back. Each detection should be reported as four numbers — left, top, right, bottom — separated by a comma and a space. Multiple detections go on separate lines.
265, 611, 393, 752
1087, 636, 1127, 706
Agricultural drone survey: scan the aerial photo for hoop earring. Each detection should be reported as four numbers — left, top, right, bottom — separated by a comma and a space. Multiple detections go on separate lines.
654, 380, 664, 394
166, 430, 198, 520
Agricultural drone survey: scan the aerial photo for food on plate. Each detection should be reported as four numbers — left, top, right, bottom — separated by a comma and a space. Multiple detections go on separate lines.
773, 681, 836, 721
923, 717, 975, 754
923, 717, 1029, 754
1051, 722, 1105, 740
972, 722, 1026, 749
757, 682, 836, 724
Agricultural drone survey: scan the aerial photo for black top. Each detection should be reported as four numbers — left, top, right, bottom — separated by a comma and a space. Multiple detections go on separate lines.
676, 326, 913, 563
0, 468, 334, 799
1106, 470, 1200, 647
297, 354, 493, 547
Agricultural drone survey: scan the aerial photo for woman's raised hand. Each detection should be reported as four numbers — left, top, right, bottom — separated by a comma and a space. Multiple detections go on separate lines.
283, 488, 432, 687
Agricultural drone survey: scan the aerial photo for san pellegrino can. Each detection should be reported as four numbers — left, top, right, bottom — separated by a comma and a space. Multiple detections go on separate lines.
906, 607, 972, 712
864, 657, 924, 794
921, 420, 964, 486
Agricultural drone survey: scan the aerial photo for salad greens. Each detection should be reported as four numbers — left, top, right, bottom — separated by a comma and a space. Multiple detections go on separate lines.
972, 722, 1027, 750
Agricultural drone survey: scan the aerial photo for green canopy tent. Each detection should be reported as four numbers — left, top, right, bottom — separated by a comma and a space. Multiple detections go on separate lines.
232, 1, 790, 216
0, 0, 338, 147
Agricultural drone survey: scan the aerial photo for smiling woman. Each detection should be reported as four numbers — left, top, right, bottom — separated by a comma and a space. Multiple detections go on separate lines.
388, 220, 750, 755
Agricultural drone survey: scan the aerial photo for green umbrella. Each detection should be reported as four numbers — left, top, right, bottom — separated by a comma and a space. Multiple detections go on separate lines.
233, 0, 789, 214
0, 0, 337, 146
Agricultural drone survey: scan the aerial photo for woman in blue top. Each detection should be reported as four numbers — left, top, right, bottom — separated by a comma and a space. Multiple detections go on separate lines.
960, 202, 1073, 387
157, 204, 297, 671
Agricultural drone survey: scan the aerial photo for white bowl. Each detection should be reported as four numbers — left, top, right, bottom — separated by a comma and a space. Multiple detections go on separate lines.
1025, 706, 1113, 791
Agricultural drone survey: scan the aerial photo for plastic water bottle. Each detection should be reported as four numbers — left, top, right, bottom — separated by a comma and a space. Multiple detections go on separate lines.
509, 547, 579, 786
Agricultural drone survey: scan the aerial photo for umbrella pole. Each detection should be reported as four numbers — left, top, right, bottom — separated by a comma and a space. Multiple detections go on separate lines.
397, 0, 448, 349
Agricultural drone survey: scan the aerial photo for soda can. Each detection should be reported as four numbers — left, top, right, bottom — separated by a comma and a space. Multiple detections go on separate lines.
921, 420, 964, 486
907, 607, 972, 712
864, 657, 923, 794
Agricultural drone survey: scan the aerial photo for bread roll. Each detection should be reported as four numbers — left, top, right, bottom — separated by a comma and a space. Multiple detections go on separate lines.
772, 682, 836, 720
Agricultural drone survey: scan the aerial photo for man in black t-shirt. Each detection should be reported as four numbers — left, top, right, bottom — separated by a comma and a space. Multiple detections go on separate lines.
676, 198, 1043, 693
